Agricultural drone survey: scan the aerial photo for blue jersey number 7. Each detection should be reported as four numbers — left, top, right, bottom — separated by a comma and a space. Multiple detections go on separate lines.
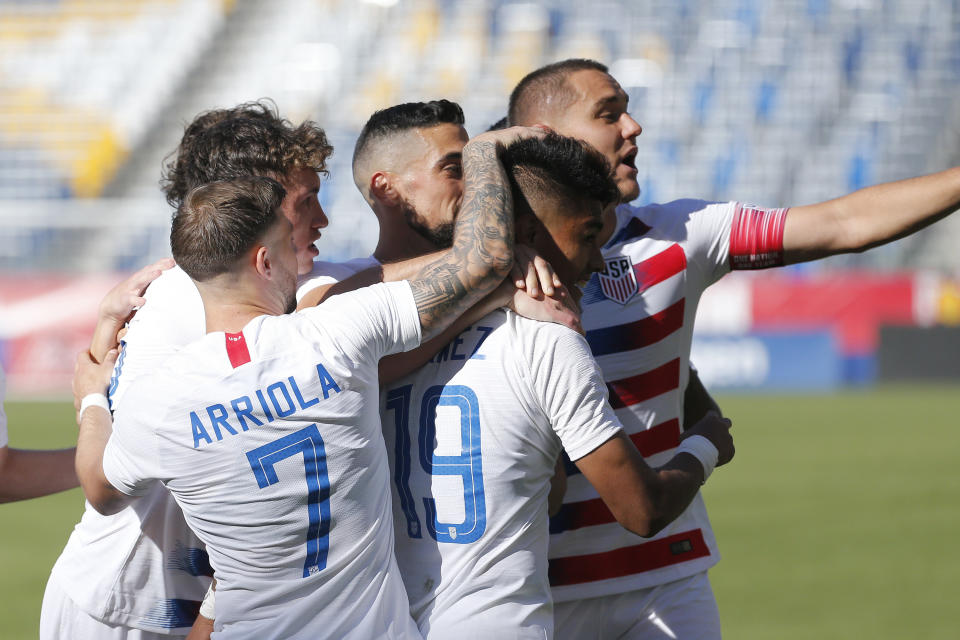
245, 424, 331, 577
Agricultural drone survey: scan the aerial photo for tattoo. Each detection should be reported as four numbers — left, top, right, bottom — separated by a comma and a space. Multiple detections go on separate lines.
410, 140, 514, 340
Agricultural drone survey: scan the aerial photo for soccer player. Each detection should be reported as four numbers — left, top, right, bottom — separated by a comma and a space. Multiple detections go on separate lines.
382, 132, 734, 639
508, 58, 960, 638
72, 126, 535, 637
41, 102, 332, 639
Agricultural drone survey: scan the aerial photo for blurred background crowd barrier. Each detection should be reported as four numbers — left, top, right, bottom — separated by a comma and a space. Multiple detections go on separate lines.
1, 0, 959, 394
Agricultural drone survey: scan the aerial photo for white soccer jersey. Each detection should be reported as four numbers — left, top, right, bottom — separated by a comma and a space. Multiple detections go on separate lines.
548, 199, 784, 601
382, 309, 623, 638
1, 364, 8, 448
46, 266, 211, 635
103, 282, 423, 640
296, 256, 381, 302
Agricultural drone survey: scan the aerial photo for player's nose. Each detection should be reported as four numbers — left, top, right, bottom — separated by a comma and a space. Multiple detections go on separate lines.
621, 113, 642, 139
314, 204, 329, 230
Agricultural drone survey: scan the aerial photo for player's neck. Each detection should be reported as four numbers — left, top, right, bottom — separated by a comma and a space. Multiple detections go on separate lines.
196, 281, 285, 334
373, 226, 442, 264
203, 303, 273, 334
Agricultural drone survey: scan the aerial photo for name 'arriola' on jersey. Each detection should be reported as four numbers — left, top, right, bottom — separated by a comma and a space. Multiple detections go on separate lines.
189, 362, 342, 449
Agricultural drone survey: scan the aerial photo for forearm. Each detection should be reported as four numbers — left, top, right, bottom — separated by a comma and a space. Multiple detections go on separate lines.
76, 407, 126, 514
379, 281, 506, 384
645, 454, 706, 536
297, 253, 447, 311
90, 317, 126, 362
683, 367, 722, 429
0, 447, 79, 503
410, 139, 514, 340
785, 167, 960, 263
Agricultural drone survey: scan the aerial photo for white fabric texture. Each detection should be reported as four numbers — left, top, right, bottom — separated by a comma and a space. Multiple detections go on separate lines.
383, 309, 623, 639
553, 572, 720, 639
103, 282, 422, 640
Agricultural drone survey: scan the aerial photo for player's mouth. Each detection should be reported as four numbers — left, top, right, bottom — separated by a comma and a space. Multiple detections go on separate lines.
620, 148, 638, 174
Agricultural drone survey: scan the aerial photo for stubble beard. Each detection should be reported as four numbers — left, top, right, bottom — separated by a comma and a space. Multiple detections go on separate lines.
400, 198, 455, 250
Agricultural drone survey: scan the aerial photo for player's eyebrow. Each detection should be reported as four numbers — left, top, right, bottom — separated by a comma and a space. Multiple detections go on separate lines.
592, 91, 629, 113
434, 151, 462, 170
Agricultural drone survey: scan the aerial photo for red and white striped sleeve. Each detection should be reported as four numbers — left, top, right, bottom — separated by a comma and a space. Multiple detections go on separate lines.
728, 204, 789, 270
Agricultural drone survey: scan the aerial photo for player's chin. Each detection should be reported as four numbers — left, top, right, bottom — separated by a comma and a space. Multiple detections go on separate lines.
296, 256, 315, 276
617, 176, 641, 202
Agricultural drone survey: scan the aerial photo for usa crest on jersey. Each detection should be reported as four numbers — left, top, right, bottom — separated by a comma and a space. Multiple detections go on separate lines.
598, 256, 638, 304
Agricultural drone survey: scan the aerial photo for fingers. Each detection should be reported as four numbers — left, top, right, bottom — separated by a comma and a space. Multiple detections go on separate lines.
513, 245, 564, 299
130, 257, 174, 294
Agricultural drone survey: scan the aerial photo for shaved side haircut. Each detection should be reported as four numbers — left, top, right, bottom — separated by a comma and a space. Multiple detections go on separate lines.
171, 176, 286, 282
352, 99, 465, 196
161, 100, 332, 208
507, 59, 609, 126
501, 131, 619, 218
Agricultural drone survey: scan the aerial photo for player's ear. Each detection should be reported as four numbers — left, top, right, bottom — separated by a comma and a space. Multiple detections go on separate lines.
371, 171, 400, 205
253, 245, 271, 279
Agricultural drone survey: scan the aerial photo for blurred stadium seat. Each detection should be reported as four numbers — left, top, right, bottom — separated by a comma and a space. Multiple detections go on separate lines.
0, 0, 959, 273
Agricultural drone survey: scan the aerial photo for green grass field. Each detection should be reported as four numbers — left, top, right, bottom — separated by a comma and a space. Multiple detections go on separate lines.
2, 387, 959, 638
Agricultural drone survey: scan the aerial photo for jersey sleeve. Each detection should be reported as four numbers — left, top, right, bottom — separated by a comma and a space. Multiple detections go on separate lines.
630, 200, 737, 287
301, 281, 422, 365
524, 323, 623, 461
110, 267, 205, 408
102, 388, 164, 496
0, 365, 8, 448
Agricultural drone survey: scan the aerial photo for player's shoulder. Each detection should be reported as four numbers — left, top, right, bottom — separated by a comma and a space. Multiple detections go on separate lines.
142, 264, 199, 300
610, 199, 736, 247
297, 256, 381, 300
617, 199, 729, 224
505, 311, 591, 358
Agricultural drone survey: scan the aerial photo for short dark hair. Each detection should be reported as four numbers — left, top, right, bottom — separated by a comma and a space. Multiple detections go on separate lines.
501, 132, 619, 216
508, 59, 609, 126
161, 100, 332, 208
353, 99, 465, 172
171, 176, 286, 282
486, 116, 509, 132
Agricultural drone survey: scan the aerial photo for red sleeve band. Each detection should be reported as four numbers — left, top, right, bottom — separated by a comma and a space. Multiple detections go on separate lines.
728, 204, 789, 270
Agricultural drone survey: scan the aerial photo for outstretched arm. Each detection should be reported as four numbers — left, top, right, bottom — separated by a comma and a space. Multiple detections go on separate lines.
0, 446, 78, 503
783, 167, 960, 264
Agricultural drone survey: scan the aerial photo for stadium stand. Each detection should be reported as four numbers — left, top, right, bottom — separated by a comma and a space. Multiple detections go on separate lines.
2, 0, 959, 274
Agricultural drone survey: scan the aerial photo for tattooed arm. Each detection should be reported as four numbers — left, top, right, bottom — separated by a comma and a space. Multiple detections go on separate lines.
408, 127, 542, 340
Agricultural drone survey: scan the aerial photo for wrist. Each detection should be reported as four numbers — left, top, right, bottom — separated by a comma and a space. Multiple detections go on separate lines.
79, 393, 111, 422
676, 435, 719, 483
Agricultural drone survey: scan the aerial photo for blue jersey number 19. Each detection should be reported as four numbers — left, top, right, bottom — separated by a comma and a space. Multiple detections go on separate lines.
245, 424, 332, 577
386, 384, 486, 544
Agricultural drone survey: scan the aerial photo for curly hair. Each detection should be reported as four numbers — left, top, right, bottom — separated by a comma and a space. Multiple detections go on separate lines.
161, 100, 332, 208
